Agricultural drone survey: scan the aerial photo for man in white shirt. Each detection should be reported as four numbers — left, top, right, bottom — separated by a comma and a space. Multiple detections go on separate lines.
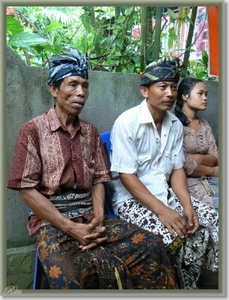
110, 56, 219, 289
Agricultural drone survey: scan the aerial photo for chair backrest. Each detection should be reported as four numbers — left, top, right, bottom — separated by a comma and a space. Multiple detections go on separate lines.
100, 131, 111, 166
100, 131, 115, 218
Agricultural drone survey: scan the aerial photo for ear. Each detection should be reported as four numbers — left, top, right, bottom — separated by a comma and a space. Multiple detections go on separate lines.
140, 86, 149, 98
49, 84, 58, 98
182, 94, 188, 102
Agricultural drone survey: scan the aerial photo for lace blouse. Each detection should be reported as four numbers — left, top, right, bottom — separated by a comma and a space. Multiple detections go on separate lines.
183, 118, 218, 176
182, 118, 218, 208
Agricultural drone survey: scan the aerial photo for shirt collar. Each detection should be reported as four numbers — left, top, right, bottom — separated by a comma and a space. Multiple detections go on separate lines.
139, 99, 178, 127
47, 106, 81, 133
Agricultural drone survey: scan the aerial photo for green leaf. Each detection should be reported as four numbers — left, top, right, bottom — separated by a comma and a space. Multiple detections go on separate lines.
201, 50, 208, 66
167, 9, 176, 20
196, 71, 207, 78
125, 7, 134, 15
117, 15, 125, 23
6, 16, 23, 35
42, 22, 63, 33
168, 27, 175, 36
33, 44, 62, 55
168, 37, 173, 49
8, 32, 49, 47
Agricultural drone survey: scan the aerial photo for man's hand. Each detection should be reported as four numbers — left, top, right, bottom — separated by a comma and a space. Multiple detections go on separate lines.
182, 205, 199, 235
67, 218, 108, 251
157, 206, 189, 239
80, 217, 108, 251
79, 225, 108, 251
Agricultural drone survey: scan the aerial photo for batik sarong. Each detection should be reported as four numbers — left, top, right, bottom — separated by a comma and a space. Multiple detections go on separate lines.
116, 196, 219, 289
33, 216, 179, 289
31, 190, 179, 289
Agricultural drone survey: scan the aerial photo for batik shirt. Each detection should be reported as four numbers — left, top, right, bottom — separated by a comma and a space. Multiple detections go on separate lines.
7, 106, 111, 234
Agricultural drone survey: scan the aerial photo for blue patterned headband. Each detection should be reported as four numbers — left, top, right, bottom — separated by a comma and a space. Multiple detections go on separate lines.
141, 56, 185, 86
47, 48, 88, 85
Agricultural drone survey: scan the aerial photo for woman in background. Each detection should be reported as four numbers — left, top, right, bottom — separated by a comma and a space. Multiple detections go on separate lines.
175, 77, 218, 211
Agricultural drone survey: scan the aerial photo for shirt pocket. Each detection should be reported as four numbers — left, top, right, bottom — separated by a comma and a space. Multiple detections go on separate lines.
137, 154, 152, 165
165, 151, 172, 159
83, 158, 95, 174
84, 159, 95, 173
164, 150, 178, 160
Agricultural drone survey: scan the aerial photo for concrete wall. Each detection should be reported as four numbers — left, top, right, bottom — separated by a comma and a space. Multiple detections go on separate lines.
7, 246, 37, 289
6, 46, 219, 249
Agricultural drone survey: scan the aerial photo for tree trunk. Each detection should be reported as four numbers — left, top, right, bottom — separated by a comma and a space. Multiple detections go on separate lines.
88, 6, 101, 58
183, 7, 197, 68
153, 6, 162, 61
140, 6, 154, 71
140, 7, 148, 71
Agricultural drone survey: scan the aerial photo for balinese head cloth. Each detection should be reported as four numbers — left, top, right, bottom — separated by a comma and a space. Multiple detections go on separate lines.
47, 48, 88, 85
141, 56, 185, 86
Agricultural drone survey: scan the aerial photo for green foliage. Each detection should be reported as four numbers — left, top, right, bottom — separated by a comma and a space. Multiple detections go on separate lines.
167, 8, 176, 20
167, 27, 176, 49
188, 50, 217, 81
6, 6, 216, 79
6, 16, 23, 35
8, 32, 49, 47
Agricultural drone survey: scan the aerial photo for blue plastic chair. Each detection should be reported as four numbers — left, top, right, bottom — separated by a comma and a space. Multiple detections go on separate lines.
100, 131, 115, 218
100, 131, 111, 165
32, 253, 44, 289
26, 206, 44, 289
28, 130, 114, 289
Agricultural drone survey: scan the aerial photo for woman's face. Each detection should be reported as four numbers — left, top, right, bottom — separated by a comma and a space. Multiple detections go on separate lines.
184, 82, 208, 112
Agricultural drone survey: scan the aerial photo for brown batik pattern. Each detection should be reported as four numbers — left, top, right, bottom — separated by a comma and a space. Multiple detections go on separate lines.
116, 197, 219, 289
33, 217, 179, 289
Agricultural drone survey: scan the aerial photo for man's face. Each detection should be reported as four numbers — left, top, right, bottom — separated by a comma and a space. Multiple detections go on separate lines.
141, 81, 178, 113
50, 76, 89, 116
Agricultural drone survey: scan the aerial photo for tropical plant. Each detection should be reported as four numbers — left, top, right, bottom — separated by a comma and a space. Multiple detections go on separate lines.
188, 50, 214, 80
6, 5, 217, 80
